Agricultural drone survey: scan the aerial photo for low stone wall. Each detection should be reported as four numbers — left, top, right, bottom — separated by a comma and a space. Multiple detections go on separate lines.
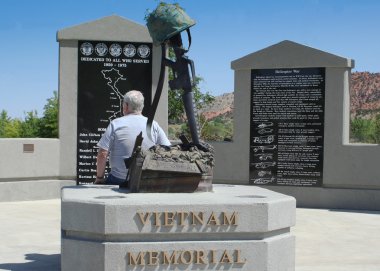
211, 141, 380, 211
0, 138, 60, 180
0, 180, 76, 202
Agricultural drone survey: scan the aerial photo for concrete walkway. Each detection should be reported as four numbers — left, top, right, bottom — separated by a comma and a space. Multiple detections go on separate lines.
294, 208, 380, 271
0, 200, 60, 271
0, 199, 379, 271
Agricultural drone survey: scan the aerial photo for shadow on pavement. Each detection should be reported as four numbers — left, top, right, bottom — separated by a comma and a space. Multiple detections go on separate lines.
328, 209, 380, 215
0, 254, 60, 271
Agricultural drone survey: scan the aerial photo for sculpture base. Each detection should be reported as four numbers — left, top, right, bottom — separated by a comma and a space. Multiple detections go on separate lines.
61, 184, 295, 270
127, 144, 214, 193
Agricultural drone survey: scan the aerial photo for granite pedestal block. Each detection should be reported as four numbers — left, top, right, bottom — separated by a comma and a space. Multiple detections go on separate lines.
61, 184, 296, 270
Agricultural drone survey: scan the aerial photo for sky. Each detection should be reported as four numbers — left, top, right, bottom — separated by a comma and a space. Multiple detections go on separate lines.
0, 0, 380, 119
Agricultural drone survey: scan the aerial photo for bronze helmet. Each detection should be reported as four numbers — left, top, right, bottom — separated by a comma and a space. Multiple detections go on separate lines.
146, 3, 196, 45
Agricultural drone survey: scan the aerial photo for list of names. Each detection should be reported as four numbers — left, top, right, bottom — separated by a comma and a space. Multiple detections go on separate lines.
77, 40, 152, 184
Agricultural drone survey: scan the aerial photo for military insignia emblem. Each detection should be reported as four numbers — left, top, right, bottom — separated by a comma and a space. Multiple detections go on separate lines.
109, 43, 122, 57
80, 42, 93, 56
95, 43, 108, 56
123, 44, 136, 57
137, 45, 150, 58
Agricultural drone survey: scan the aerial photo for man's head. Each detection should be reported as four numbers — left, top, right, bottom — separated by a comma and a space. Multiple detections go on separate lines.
123, 90, 144, 115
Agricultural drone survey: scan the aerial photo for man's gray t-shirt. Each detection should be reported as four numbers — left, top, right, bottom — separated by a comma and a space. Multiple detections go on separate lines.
97, 114, 170, 179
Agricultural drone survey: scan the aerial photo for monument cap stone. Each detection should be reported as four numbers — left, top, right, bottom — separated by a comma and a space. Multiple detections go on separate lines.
57, 15, 152, 42
231, 40, 355, 70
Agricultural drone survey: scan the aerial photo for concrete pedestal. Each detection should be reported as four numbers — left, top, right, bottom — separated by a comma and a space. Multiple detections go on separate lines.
61, 184, 296, 270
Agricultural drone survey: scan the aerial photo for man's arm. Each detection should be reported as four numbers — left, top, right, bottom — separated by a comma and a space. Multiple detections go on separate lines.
94, 148, 109, 184
154, 123, 171, 146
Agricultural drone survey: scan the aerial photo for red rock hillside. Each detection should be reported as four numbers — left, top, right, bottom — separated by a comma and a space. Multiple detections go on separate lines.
351, 72, 380, 118
199, 93, 234, 120
200, 72, 380, 120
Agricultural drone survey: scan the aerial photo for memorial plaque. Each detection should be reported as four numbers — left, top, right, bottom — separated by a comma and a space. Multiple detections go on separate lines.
250, 68, 325, 187
77, 40, 152, 184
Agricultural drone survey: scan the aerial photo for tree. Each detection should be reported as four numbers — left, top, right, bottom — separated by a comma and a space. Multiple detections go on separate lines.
349, 115, 380, 143
0, 91, 58, 138
0, 110, 23, 138
0, 110, 10, 137
350, 117, 374, 143
168, 75, 216, 141
168, 76, 214, 123
3, 118, 22, 138
39, 91, 58, 138
200, 116, 233, 141
20, 110, 41, 137
166, 49, 215, 141
372, 114, 380, 143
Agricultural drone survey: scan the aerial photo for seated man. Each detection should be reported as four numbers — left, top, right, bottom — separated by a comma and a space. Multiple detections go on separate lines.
95, 90, 171, 185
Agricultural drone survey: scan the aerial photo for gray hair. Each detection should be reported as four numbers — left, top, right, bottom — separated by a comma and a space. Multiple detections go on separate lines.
123, 90, 144, 113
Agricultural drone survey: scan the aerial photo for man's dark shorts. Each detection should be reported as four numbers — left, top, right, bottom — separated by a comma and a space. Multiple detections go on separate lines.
106, 174, 125, 185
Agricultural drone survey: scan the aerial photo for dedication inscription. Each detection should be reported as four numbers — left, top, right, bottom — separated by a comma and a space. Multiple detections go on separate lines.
77, 40, 152, 184
250, 68, 325, 187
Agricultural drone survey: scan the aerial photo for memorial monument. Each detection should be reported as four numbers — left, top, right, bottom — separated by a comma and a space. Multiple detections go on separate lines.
61, 3, 296, 270
122, 3, 214, 193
